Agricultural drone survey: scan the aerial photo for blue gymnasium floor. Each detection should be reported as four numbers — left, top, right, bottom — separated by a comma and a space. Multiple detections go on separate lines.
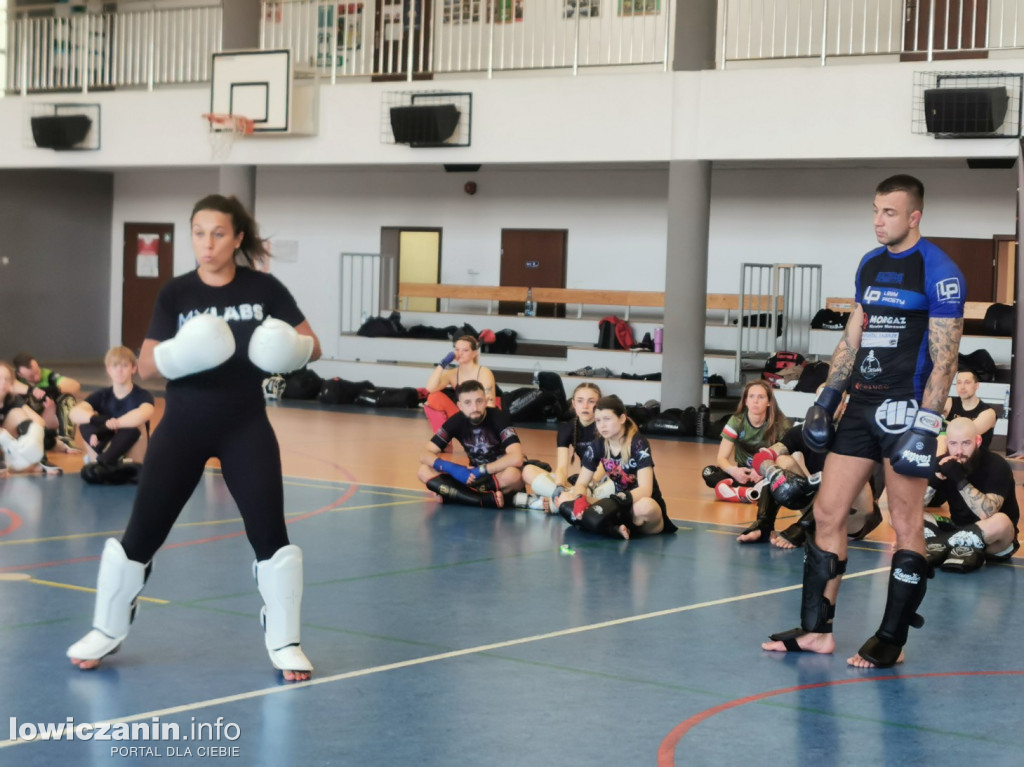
1, 467, 1022, 766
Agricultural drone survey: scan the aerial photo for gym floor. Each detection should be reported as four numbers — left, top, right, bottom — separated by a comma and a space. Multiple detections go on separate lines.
1, 400, 1023, 766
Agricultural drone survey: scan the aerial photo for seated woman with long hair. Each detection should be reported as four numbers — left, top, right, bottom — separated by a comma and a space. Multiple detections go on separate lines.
423, 335, 498, 434
701, 379, 789, 503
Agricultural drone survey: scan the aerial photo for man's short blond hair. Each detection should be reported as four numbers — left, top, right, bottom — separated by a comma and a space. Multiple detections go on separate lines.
104, 346, 138, 367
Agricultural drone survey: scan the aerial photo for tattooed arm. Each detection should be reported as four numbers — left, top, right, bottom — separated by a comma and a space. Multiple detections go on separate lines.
824, 304, 864, 391
922, 316, 964, 413
956, 485, 1005, 520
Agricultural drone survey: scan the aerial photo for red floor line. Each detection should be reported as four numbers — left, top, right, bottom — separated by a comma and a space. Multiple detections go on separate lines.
0, 508, 22, 538
657, 669, 1024, 766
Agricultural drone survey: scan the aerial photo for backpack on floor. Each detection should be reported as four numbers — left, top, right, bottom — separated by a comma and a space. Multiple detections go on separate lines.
282, 367, 323, 400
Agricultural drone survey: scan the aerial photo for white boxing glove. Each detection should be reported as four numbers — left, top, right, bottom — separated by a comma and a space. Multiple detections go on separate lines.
154, 313, 236, 380
248, 317, 313, 374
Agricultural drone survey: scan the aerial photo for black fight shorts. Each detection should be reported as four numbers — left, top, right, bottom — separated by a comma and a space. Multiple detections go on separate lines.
831, 398, 921, 463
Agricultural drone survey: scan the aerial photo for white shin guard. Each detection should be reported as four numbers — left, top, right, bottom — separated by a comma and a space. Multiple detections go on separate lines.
255, 545, 313, 673
0, 422, 45, 471
591, 477, 616, 500
530, 472, 562, 500
66, 539, 150, 661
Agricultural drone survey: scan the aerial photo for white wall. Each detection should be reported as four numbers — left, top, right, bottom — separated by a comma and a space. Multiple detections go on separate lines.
6, 58, 1024, 170
109, 168, 220, 344
255, 165, 669, 356
99, 162, 1017, 354
707, 165, 1018, 298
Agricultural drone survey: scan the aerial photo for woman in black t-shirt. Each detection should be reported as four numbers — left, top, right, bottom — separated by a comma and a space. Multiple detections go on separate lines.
560, 395, 676, 539
67, 195, 321, 682
520, 382, 606, 509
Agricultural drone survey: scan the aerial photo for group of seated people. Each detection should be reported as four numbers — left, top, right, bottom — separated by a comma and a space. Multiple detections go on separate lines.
1, 348, 154, 484
697, 371, 1015, 573
416, 370, 676, 540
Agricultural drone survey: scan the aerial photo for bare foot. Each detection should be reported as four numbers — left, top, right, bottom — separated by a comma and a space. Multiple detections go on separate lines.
616, 524, 630, 540
771, 534, 798, 550
69, 657, 102, 670
282, 669, 311, 682
847, 651, 904, 668
493, 492, 504, 509
761, 632, 835, 654
737, 528, 770, 544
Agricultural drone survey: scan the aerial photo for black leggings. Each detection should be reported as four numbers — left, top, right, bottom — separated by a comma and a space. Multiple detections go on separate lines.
80, 423, 142, 466
121, 404, 289, 563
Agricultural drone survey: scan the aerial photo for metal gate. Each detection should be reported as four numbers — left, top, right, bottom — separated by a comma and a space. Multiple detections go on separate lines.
735, 263, 822, 381
340, 252, 398, 333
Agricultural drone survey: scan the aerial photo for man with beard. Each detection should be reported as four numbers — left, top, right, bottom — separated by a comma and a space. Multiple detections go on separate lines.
923, 417, 1019, 573
417, 379, 524, 508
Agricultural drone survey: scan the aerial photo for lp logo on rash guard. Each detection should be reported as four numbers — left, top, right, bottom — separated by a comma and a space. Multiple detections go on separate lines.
874, 398, 918, 434
936, 278, 962, 302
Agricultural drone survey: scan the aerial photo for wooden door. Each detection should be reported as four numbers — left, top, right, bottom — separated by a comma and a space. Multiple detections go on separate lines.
121, 223, 174, 353
928, 236, 996, 301
902, 0, 988, 60
498, 229, 567, 317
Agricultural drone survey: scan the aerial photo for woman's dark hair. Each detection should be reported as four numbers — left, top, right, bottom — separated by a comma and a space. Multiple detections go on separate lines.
191, 194, 269, 269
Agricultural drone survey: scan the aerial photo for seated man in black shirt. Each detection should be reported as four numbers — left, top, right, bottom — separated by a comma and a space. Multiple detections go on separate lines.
417, 380, 524, 508
924, 417, 1020, 572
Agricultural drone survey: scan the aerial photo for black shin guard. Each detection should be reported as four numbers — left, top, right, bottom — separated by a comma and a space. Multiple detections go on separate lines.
799, 534, 847, 633
701, 465, 730, 489
579, 493, 633, 538
740, 491, 780, 542
427, 474, 501, 508
858, 549, 928, 667
767, 533, 846, 646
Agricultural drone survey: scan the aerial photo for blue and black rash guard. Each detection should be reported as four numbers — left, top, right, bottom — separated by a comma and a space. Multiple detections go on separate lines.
851, 239, 965, 406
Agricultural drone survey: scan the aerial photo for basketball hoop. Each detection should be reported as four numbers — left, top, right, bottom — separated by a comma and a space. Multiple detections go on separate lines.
202, 113, 255, 162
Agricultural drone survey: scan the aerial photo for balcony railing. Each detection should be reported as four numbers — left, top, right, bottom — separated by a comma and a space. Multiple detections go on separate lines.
5, 0, 670, 93
261, 0, 673, 81
720, 0, 1024, 66
6, 3, 221, 93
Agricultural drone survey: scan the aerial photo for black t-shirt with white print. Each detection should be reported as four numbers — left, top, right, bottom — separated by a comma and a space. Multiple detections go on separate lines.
431, 408, 521, 466
147, 268, 305, 411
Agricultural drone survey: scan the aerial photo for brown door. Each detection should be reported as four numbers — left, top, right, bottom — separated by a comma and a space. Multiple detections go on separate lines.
122, 223, 174, 353
373, 0, 432, 78
928, 236, 996, 301
499, 229, 567, 317
902, 0, 988, 60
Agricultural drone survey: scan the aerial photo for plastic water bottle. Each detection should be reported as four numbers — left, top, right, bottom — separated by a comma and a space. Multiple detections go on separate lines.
1004, 387, 1011, 418
533, 362, 541, 387
653, 327, 663, 353
703, 360, 710, 384
524, 287, 536, 317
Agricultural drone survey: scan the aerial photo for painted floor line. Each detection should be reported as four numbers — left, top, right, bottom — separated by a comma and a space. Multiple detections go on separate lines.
0, 564, 890, 750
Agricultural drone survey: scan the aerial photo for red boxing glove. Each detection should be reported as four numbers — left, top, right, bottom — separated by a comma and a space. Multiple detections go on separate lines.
751, 448, 779, 476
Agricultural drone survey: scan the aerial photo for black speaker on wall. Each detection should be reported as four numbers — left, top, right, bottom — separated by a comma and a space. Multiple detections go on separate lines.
924, 87, 1009, 134
30, 115, 93, 150
390, 104, 461, 147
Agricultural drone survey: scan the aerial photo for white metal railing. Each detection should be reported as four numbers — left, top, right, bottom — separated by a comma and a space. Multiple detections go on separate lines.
720, 0, 1024, 66
734, 263, 821, 381
261, 0, 673, 82
6, 3, 221, 93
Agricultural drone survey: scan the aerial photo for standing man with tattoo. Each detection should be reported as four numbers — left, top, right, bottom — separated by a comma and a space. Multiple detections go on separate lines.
762, 175, 965, 668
